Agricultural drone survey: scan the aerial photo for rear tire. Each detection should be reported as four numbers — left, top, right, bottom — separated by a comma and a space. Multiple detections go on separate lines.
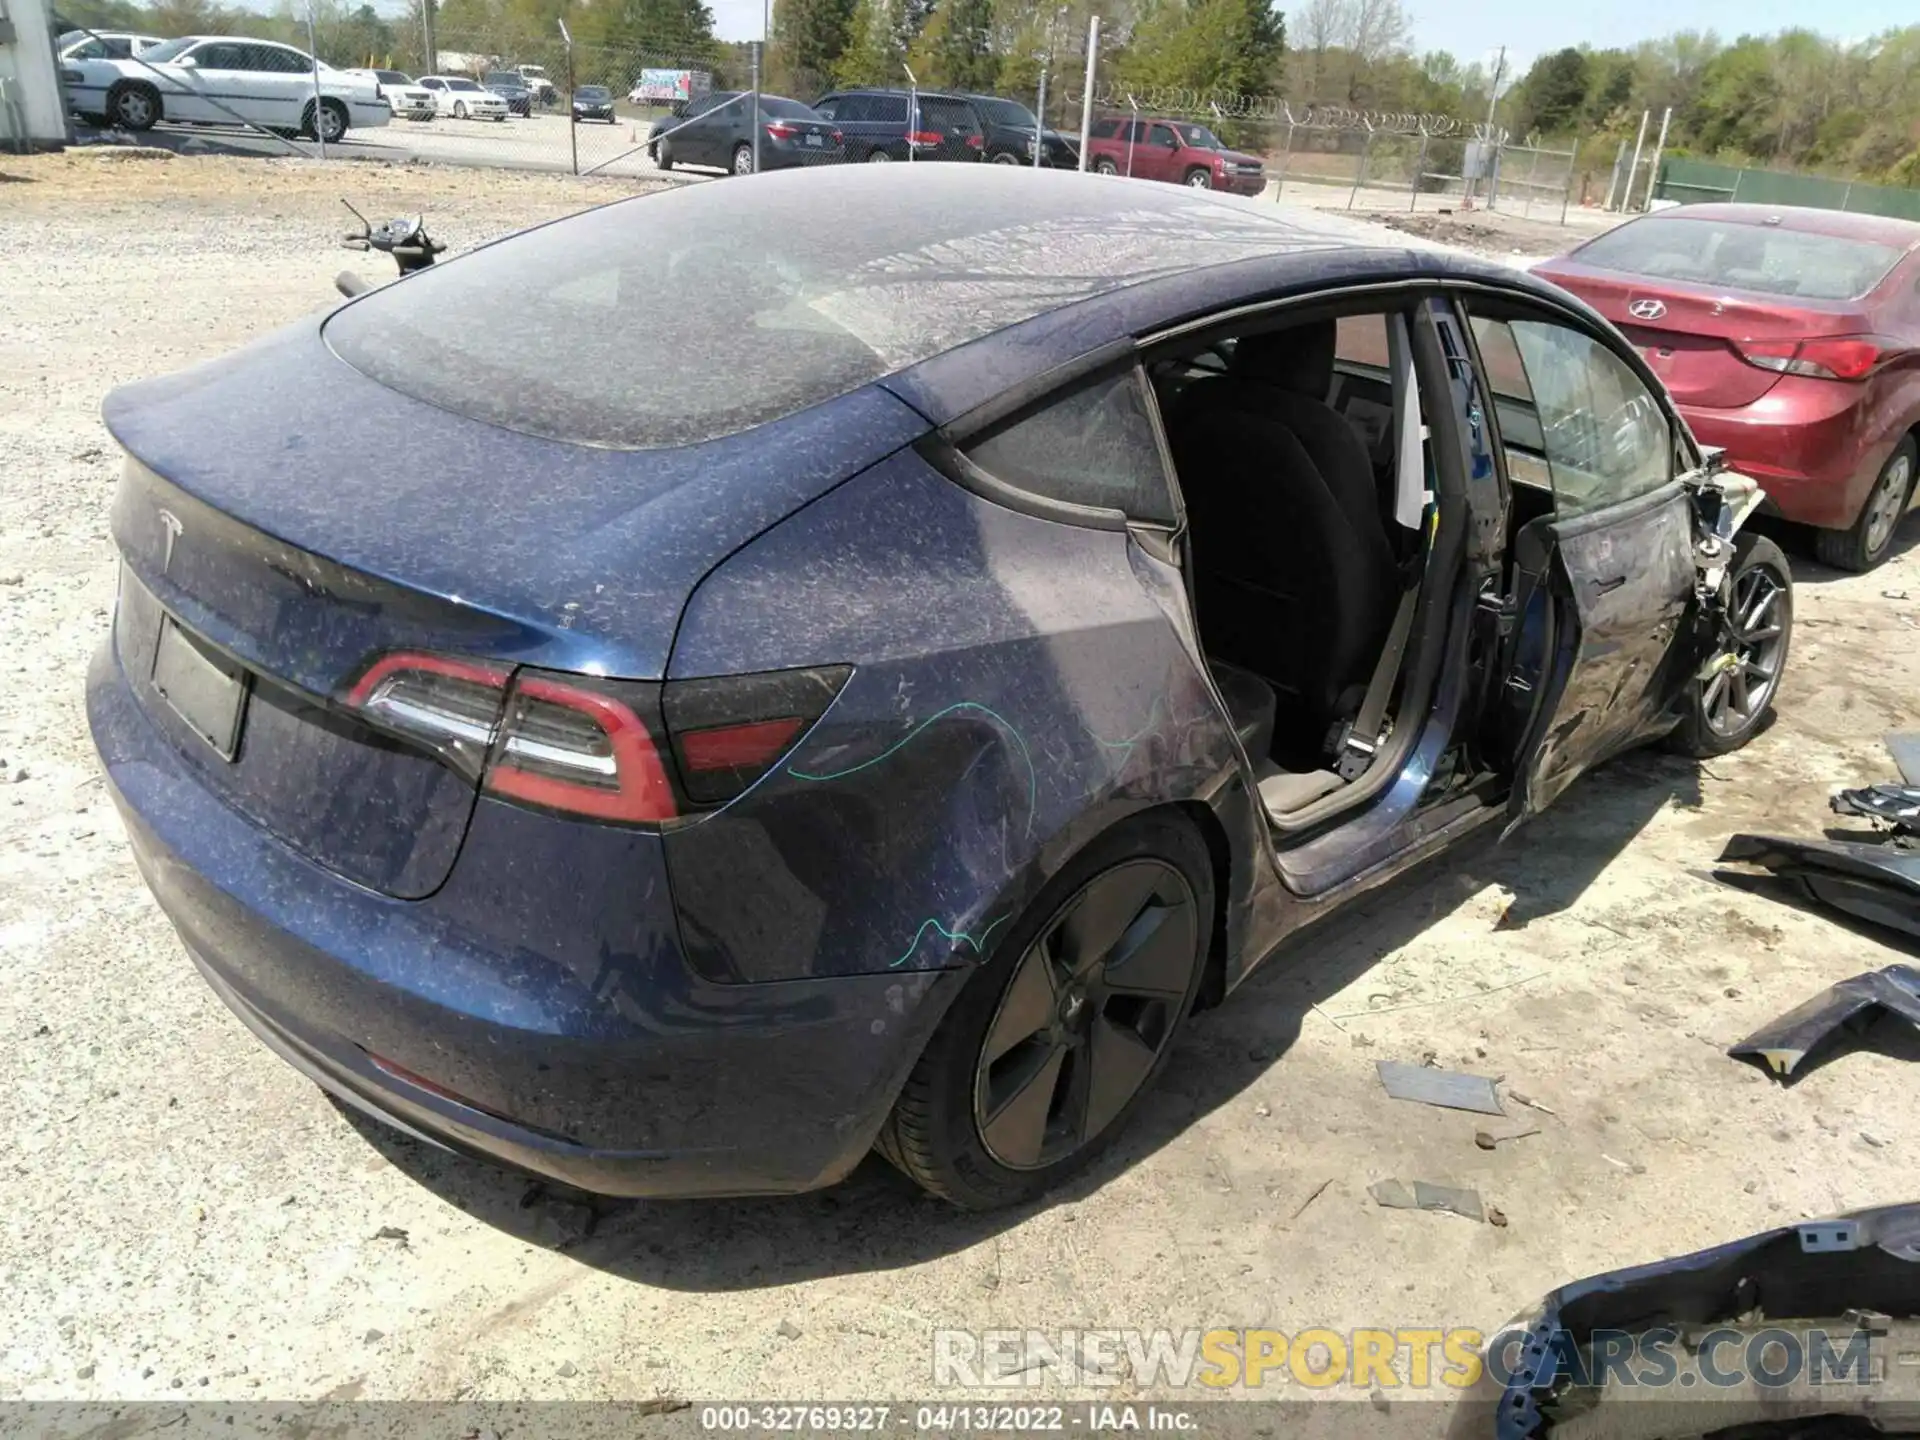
866, 148, 892, 163
1094, 157, 1117, 175
302, 98, 347, 144
106, 81, 160, 131
875, 812, 1214, 1209
1666, 532, 1792, 759
731, 142, 754, 176
1814, 437, 1916, 573
991, 150, 1020, 164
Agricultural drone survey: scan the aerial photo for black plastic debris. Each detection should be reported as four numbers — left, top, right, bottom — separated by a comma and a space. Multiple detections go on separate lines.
1729, 963, 1920, 1079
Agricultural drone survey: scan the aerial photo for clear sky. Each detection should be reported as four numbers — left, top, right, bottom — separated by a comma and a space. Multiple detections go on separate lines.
703, 0, 1912, 64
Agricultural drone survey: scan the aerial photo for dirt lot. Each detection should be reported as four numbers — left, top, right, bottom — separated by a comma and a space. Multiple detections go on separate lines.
2, 152, 1918, 1410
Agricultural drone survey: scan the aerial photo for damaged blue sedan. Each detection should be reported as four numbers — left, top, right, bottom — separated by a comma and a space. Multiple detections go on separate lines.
88, 166, 1790, 1209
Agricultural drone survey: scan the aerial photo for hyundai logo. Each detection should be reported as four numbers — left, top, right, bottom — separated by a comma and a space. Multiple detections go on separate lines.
1628, 298, 1667, 320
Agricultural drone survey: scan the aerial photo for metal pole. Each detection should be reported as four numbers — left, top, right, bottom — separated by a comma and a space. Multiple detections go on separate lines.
1603, 138, 1624, 211
1624, 108, 1650, 213
1560, 136, 1580, 224
1477, 44, 1504, 203
559, 18, 576, 176
1275, 118, 1295, 198
1642, 106, 1672, 211
752, 42, 762, 173
1125, 96, 1136, 175
904, 62, 916, 163
1076, 14, 1098, 171
1520, 141, 1539, 217
306, 1, 326, 159
1034, 62, 1047, 168
421, 0, 437, 78
1348, 127, 1372, 209
1410, 129, 1427, 211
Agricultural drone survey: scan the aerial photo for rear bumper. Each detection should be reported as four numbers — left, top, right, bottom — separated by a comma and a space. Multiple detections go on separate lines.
87, 637, 961, 1198
1679, 384, 1886, 530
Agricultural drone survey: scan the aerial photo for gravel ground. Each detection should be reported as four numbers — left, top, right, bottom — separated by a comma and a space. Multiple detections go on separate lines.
2, 150, 1918, 1410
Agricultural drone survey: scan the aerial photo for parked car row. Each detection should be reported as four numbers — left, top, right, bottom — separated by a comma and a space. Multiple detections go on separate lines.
62, 35, 389, 141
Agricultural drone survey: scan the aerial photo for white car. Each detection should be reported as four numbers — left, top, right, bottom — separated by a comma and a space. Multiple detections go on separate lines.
346, 67, 436, 120
416, 75, 509, 121
63, 35, 389, 142
58, 31, 165, 62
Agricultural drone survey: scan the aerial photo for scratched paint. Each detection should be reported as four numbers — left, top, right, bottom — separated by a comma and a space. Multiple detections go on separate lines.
788, 700, 1040, 837
892, 913, 1010, 967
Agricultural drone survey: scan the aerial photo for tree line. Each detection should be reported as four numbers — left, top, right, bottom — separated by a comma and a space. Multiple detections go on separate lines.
53, 0, 1920, 186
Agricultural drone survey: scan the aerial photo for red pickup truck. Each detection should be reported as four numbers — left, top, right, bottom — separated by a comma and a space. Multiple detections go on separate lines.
1083, 116, 1267, 195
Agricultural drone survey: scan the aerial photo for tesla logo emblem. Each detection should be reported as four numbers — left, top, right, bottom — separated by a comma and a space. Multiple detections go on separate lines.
157, 509, 183, 573
1628, 299, 1667, 320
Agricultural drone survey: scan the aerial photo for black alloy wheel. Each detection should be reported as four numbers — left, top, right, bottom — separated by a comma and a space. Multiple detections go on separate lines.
876, 812, 1213, 1209
1669, 532, 1793, 758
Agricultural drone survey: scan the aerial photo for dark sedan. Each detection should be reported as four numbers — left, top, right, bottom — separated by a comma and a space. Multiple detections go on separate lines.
90, 169, 1788, 1210
571, 84, 615, 123
648, 91, 841, 174
481, 72, 533, 116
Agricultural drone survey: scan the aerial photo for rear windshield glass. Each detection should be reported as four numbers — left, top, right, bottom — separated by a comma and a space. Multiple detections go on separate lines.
325, 175, 1318, 449
759, 96, 818, 119
1574, 215, 1905, 301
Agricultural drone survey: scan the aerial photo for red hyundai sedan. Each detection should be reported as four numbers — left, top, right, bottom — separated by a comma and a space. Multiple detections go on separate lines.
1533, 204, 1920, 570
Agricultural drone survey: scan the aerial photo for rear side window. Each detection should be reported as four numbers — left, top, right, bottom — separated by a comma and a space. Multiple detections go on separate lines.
962, 370, 1174, 522
1573, 216, 1904, 301
920, 97, 980, 133
1089, 118, 1118, 139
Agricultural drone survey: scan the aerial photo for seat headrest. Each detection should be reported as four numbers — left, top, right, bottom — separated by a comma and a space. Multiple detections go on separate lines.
1229, 320, 1337, 398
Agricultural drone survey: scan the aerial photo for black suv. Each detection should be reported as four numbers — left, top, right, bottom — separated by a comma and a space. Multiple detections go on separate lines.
482, 72, 534, 116
810, 89, 984, 162
965, 93, 1079, 167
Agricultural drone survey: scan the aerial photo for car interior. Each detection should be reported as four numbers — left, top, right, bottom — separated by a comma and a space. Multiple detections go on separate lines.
1150, 310, 1438, 825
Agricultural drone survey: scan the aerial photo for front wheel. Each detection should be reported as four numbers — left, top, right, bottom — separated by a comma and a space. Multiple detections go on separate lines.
1815, 436, 1916, 573
732, 142, 755, 175
652, 141, 673, 169
1184, 167, 1213, 188
1667, 532, 1793, 759
991, 150, 1020, 165
452, 100, 468, 119
1093, 157, 1117, 175
866, 148, 892, 163
875, 812, 1213, 1209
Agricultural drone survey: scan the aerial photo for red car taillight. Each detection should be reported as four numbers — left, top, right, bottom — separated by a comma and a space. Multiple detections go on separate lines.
965, 134, 984, 149
1737, 335, 1901, 382
344, 654, 849, 824
831, 128, 843, 144
906, 129, 941, 146
766, 120, 799, 140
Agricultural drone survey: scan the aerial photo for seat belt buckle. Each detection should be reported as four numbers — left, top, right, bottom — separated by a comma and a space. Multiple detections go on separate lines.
1336, 726, 1382, 781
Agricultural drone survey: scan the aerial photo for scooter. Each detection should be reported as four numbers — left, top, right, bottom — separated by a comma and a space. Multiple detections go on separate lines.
334, 199, 445, 298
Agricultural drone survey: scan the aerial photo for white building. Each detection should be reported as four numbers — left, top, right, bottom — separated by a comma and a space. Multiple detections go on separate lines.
0, 0, 70, 147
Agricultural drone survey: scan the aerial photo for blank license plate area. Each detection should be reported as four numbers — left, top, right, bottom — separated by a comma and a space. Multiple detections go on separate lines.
152, 615, 248, 760
807, 132, 822, 145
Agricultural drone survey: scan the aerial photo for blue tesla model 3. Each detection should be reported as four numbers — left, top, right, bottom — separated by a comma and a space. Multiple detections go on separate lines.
88, 166, 1790, 1208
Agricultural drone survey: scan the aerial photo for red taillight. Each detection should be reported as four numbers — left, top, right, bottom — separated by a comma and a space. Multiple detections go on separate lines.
766, 120, 799, 139
831, 128, 843, 144
344, 655, 849, 822
486, 673, 678, 823
345, 651, 510, 779
965, 133, 983, 149
1737, 334, 1898, 382
906, 129, 941, 146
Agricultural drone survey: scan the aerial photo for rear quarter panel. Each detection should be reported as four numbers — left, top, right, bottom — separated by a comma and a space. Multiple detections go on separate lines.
662, 451, 1248, 984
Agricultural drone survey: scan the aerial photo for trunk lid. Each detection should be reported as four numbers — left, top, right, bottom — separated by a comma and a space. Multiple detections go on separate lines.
1534, 258, 1874, 409
103, 319, 927, 897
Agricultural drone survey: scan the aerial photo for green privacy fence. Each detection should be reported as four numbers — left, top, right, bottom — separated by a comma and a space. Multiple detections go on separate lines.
1654, 155, 1920, 222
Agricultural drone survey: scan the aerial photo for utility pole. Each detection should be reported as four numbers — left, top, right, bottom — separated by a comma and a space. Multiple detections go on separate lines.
420, 0, 437, 78
1643, 105, 1673, 210
1476, 44, 1504, 206
1076, 13, 1099, 171
1624, 108, 1651, 211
